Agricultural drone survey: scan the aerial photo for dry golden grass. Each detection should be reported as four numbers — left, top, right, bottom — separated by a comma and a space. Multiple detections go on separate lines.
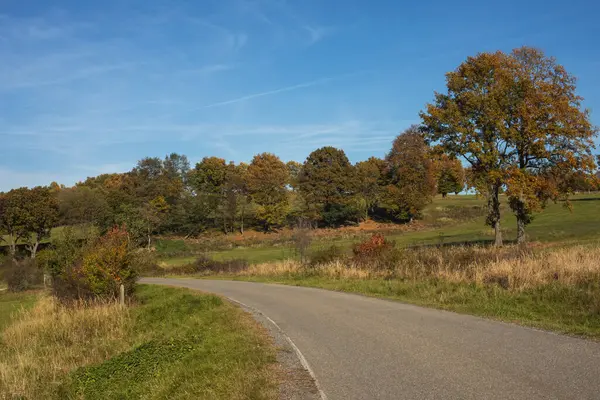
236, 244, 600, 291
0, 296, 129, 399
474, 245, 600, 289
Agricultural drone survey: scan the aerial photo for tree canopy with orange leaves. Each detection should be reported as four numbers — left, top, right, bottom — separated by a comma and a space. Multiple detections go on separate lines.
421, 47, 597, 245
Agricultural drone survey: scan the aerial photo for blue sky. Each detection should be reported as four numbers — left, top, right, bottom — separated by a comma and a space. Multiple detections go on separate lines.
1, 0, 599, 190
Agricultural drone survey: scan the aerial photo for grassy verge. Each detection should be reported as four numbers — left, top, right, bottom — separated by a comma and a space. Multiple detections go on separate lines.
0, 285, 278, 399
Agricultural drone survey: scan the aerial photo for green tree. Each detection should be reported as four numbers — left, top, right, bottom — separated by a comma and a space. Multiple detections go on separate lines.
232, 163, 251, 234
80, 173, 139, 230
0, 187, 59, 258
354, 157, 386, 220
246, 153, 289, 231
435, 155, 465, 197
383, 126, 435, 221
0, 188, 28, 257
133, 156, 184, 205
22, 186, 59, 258
140, 196, 170, 248
188, 157, 230, 230
57, 186, 110, 227
299, 146, 356, 226
286, 160, 303, 191
163, 153, 190, 183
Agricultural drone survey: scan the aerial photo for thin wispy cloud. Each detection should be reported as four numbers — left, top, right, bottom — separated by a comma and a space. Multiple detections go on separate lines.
201, 71, 367, 108
304, 25, 336, 45
6, 63, 135, 89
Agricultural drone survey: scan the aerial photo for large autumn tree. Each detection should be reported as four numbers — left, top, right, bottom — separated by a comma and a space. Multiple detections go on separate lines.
299, 146, 357, 227
382, 126, 436, 221
502, 47, 597, 243
246, 153, 289, 231
421, 47, 597, 245
421, 51, 514, 245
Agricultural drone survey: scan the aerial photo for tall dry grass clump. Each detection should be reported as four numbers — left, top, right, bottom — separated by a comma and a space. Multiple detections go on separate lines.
237, 242, 600, 291
474, 245, 600, 290
0, 295, 130, 399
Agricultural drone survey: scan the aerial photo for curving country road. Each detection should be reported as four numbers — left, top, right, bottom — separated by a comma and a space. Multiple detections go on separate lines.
141, 278, 600, 400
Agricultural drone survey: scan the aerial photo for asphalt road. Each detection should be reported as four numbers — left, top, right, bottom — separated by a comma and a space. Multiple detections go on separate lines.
141, 278, 600, 400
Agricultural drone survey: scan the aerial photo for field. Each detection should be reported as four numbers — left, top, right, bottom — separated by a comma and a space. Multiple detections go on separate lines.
152, 193, 600, 339
157, 193, 600, 266
0, 285, 278, 399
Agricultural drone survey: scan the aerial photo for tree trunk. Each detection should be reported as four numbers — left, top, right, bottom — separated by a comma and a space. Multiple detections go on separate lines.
30, 242, 39, 259
488, 183, 503, 247
515, 198, 528, 244
8, 242, 17, 259
494, 220, 503, 246
516, 216, 526, 244
7, 233, 17, 260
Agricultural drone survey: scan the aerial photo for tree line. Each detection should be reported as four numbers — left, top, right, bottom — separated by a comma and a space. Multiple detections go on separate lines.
0, 129, 464, 258
0, 46, 598, 257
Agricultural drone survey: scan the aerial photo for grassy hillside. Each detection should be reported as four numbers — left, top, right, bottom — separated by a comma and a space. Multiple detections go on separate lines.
160, 193, 600, 266
0, 285, 278, 399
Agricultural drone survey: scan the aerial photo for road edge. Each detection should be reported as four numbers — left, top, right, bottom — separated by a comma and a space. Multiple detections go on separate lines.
228, 297, 328, 400
140, 279, 327, 400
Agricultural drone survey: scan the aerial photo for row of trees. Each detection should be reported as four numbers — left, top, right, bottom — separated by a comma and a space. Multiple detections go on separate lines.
1, 46, 598, 255
1, 132, 465, 259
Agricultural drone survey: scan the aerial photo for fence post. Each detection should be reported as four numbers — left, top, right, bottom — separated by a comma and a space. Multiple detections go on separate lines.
119, 284, 125, 306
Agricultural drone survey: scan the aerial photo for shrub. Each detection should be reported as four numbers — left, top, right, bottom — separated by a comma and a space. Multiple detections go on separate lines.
80, 228, 137, 299
310, 245, 345, 266
51, 227, 138, 303
2, 259, 42, 292
352, 234, 400, 270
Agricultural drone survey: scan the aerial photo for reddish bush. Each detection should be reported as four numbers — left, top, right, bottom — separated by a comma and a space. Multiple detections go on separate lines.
352, 234, 399, 270
353, 234, 392, 258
